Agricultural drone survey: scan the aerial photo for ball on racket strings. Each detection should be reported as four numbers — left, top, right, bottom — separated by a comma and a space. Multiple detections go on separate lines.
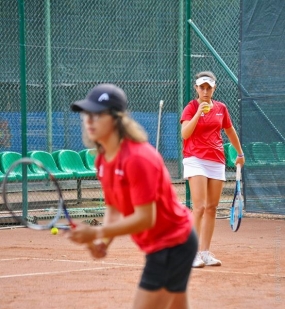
51, 227, 59, 235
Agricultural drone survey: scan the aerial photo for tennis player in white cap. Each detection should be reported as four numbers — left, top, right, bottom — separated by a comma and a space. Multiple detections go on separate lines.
180, 71, 245, 268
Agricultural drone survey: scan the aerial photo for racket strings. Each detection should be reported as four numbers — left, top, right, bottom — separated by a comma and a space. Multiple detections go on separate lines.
3, 159, 62, 229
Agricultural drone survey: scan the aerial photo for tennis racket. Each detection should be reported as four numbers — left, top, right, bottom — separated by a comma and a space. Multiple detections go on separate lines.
1, 157, 76, 230
230, 164, 243, 232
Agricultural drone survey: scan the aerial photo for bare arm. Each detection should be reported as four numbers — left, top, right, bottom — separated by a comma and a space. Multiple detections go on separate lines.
181, 102, 209, 139
69, 202, 156, 244
100, 205, 122, 245
100, 202, 156, 238
224, 126, 245, 166
84, 206, 121, 258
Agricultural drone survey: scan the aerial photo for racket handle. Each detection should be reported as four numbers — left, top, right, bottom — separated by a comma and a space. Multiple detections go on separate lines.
70, 222, 77, 229
93, 238, 110, 245
102, 237, 110, 245
236, 163, 241, 181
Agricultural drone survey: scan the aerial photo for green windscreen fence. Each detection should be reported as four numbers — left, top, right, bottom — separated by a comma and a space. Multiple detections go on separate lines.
187, 0, 240, 209
1, 0, 284, 224
240, 0, 285, 214
0, 0, 187, 225
189, 0, 240, 130
0, 0, 184, 172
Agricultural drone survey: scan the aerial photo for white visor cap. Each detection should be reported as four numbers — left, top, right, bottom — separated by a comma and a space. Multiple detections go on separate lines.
196, 76, 215, 87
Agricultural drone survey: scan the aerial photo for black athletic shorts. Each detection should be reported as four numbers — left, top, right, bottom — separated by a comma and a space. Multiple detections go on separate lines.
139, 229, 198, 292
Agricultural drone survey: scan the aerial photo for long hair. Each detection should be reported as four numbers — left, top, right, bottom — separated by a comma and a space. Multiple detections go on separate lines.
81, 110, 148, 153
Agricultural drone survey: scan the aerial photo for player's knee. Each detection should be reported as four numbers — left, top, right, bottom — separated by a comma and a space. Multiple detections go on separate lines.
193, 205, 205, 216
205, 204, 218, 216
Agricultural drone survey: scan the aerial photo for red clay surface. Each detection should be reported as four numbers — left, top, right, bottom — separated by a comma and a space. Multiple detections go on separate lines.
0, 217, 284, 309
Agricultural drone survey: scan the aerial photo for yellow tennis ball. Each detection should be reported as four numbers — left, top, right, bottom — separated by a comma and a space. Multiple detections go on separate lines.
51, 227, 58, 235
202, 105, 210, 114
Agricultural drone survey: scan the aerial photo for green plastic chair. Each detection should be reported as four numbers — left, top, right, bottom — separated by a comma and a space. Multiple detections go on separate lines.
52, 150, 96, 178
242, 145, 259, 167
225, 144, 260, 168
275, 142, 285, 163
250, 142, 282, 166
52, 150, 96, 201
28, 150, 74, 179
0, 168, 5, 182
223, 143, 230, 167
0, 152, 18, 181
0, 153, 6, 181
78, 149, 97, 172
226, 144, 237, 168
270, 142, 281, 154
223, 142, 230, 155
0, 151, 46, 180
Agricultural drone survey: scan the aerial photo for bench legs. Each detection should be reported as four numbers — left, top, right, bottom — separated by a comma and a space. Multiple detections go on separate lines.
77, 179, 82, 202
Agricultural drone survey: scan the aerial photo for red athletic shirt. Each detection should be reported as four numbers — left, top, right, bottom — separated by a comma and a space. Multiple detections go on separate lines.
96, 139, 193, 254
180, 100, 233, 164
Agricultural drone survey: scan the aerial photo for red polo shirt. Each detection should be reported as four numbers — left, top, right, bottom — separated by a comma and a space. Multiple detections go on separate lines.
180, 99, 233, 164
96, 139, 193, 254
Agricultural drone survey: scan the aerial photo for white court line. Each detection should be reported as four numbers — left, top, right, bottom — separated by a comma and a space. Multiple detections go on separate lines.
107, 259, 285, 279
0, 265, 140, 279
1, 257, 284, 279
102, 262, 285, 279
0, 257, 95, 263
0, 257, 140, 267
193, 268, 285, 279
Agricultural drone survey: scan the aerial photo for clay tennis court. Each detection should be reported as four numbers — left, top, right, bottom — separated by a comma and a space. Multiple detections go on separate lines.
0, 217, 284, 309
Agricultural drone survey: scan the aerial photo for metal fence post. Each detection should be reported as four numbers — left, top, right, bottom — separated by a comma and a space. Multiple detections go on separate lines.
18, 0, 28, 218
185, 0, 192, 208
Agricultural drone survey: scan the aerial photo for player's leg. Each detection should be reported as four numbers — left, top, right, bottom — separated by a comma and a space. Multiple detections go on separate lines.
168, 292, 189, 309
167, 230, 197, 308
132, 288, 189, 309
200, 178, 223, 250
188, 175, 208, 236
188, 175, 208, 267
132, 288, 182, 309
200, 178, 223, 265
133, 231, 197, 308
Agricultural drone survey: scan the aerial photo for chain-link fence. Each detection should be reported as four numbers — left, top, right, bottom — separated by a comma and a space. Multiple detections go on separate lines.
0, 0, 242, 225
1, 0, 186, 164
239, 0, 285, 214
190, 0, 240, 131
186, 0, 240, 211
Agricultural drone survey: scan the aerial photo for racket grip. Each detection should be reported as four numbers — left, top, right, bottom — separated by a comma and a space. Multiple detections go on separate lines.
70, 222, 77, 229
93, 238, 110, 246
236, 163, 241, 181
102, 237, 110, 245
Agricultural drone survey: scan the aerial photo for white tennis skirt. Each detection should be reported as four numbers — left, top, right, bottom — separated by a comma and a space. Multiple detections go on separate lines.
183, 156, 226, 181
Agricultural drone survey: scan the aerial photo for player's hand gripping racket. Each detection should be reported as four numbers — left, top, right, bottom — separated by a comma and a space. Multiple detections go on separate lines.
1, 157, 76, 230
230, 163, 243, 232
